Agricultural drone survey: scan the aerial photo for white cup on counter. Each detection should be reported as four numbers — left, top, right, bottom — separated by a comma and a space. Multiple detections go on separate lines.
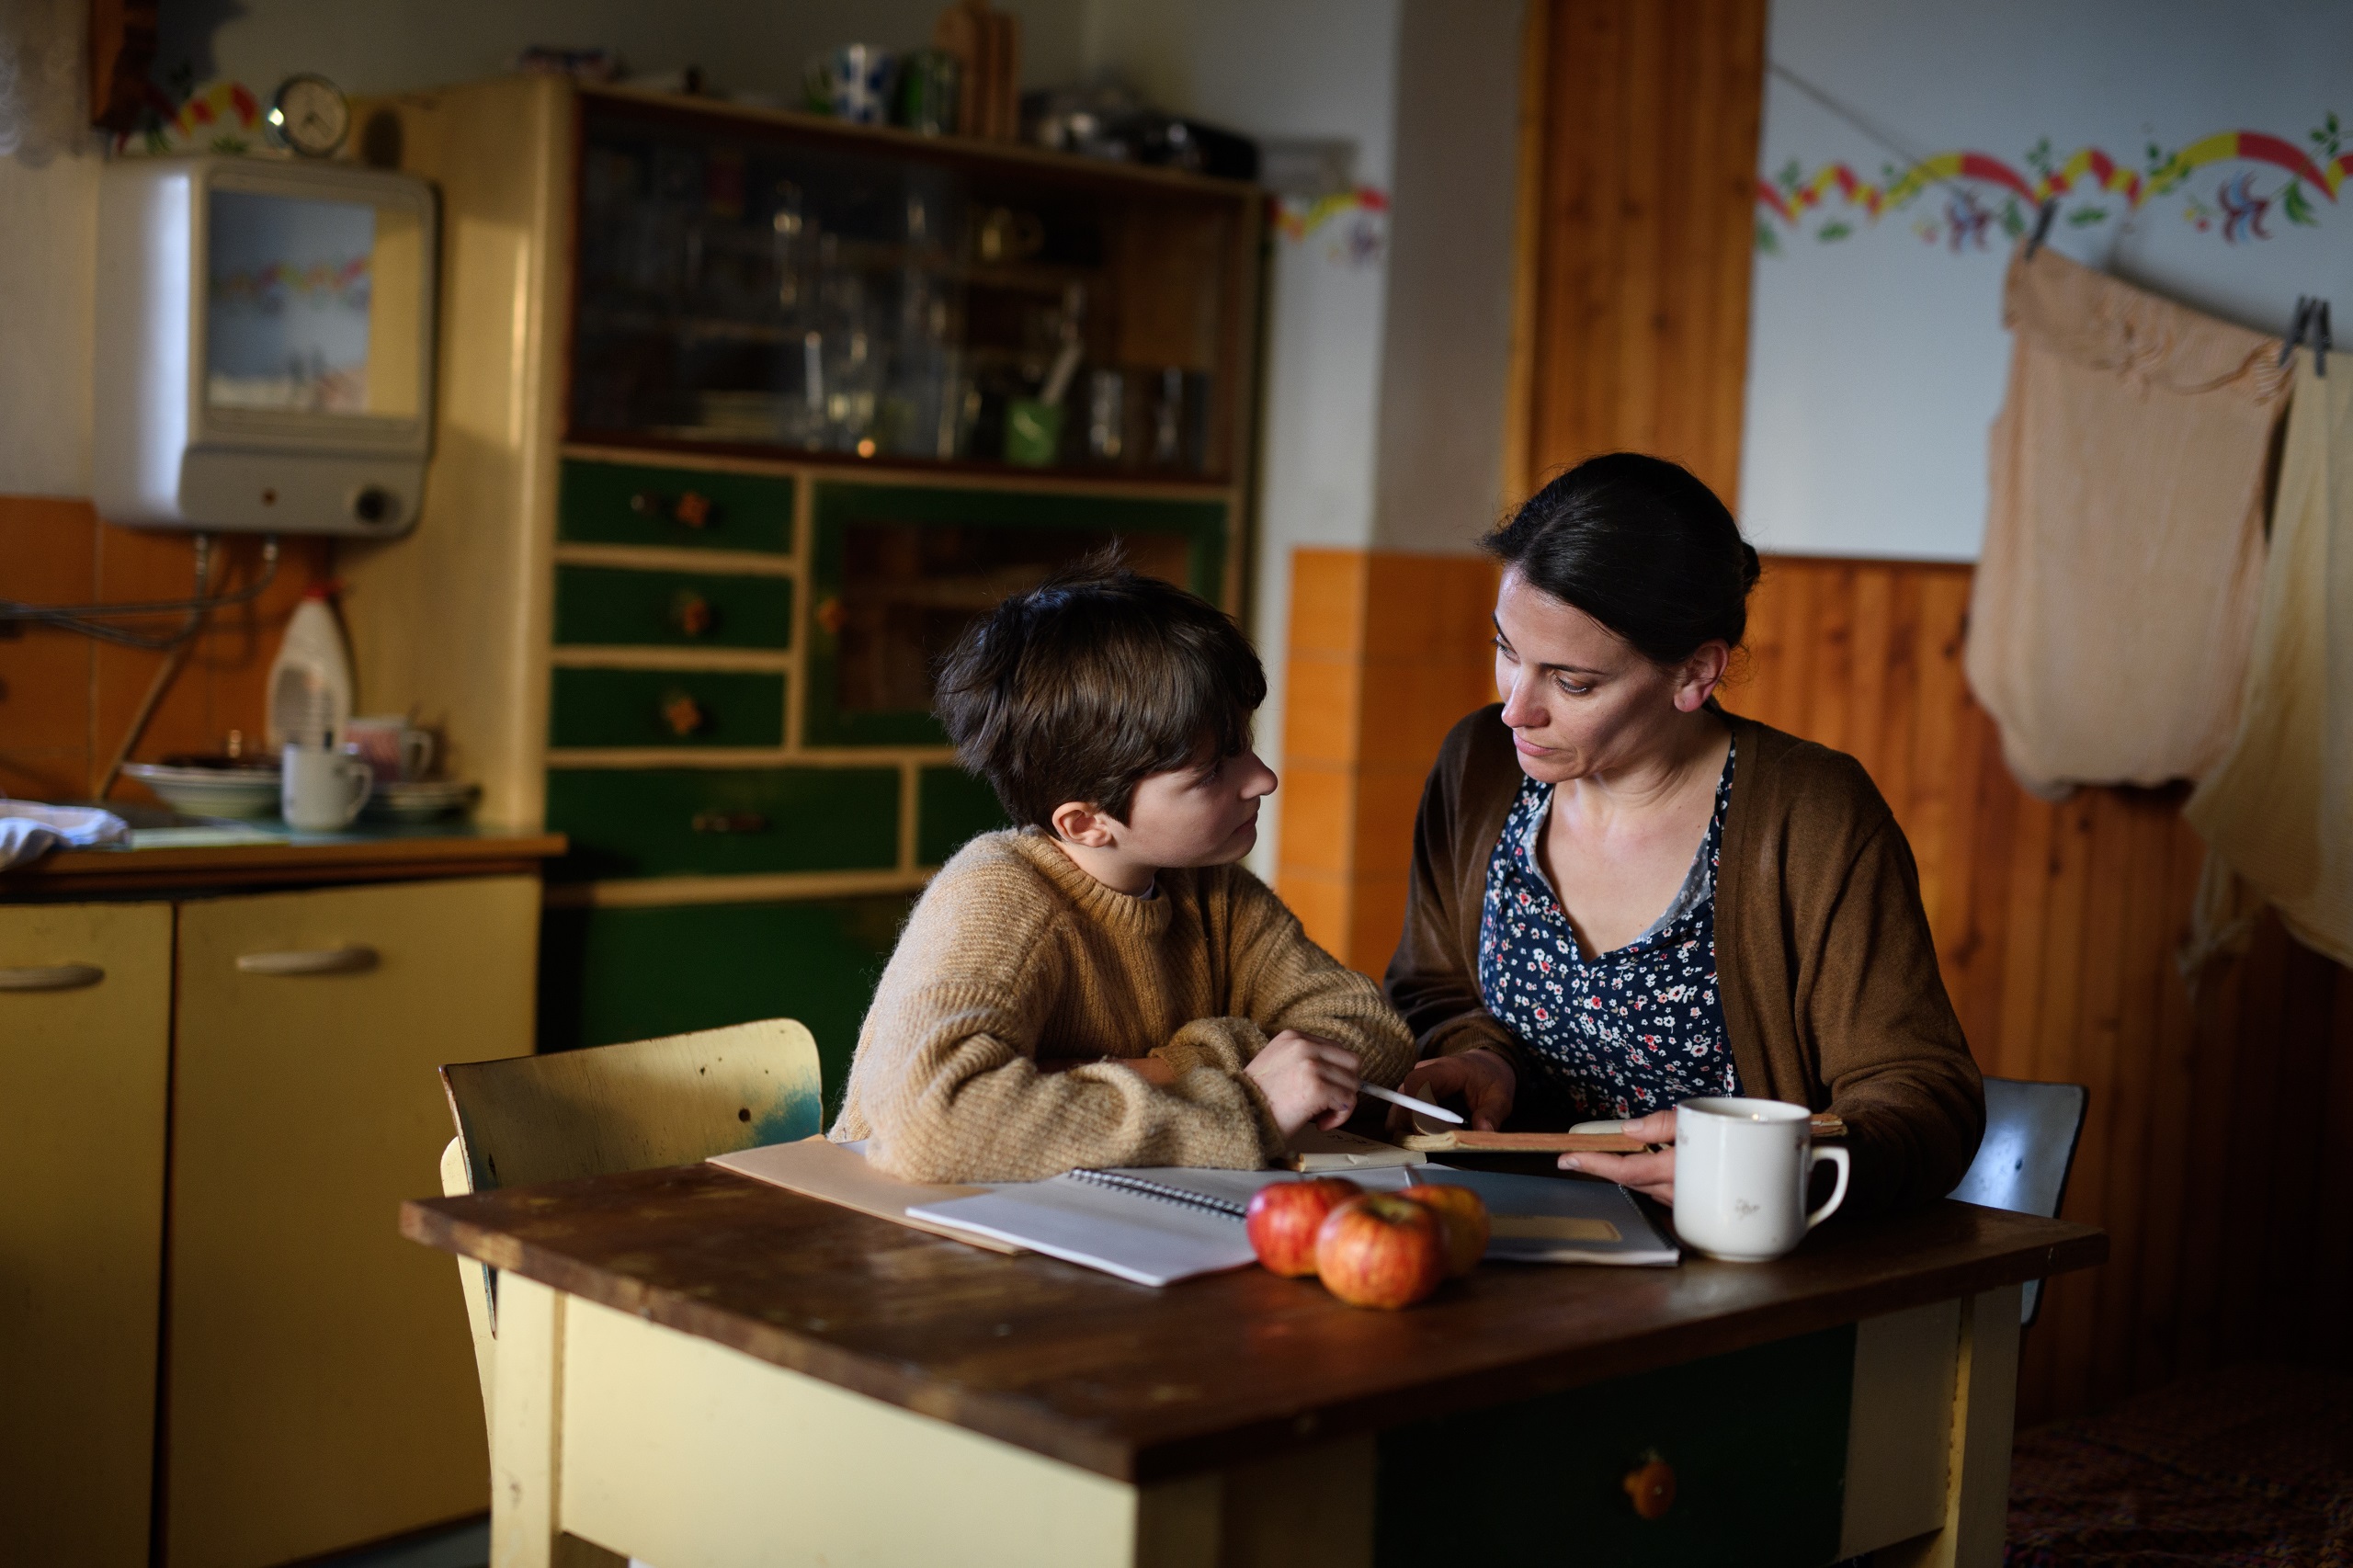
1673, 1096, 1849, 1262
281, 739, 373, 831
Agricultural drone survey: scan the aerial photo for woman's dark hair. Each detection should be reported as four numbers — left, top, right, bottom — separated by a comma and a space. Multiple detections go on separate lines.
934, 553, 1266, 830
1483, 452, 1761, 664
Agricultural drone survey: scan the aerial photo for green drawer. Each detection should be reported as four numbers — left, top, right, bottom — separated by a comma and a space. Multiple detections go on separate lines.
559, 460, 794, 553
1374, 1324, 1854, 1566
538, 895, 915, 1119
916, 765, 1010, 866
549, 668, 785, 749
553, 564, 793, 650
545, 766, 899, 881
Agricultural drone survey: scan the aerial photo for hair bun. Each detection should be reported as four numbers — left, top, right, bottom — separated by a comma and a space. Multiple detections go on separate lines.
1738, 540, 1761, 592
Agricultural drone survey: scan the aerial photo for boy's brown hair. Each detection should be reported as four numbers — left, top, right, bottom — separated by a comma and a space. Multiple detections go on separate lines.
935, 556, 1266, 830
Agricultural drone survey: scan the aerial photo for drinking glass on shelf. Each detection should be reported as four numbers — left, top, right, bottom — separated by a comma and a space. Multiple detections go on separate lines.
1086, 369, 1125, 464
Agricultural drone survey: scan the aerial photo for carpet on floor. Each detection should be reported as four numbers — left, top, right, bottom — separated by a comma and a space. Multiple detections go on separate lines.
2005, 1363, 2353, 1567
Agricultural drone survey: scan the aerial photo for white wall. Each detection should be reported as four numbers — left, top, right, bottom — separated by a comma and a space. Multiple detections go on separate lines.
1083, 0, 1520, 877
1743, 0, 2353, 561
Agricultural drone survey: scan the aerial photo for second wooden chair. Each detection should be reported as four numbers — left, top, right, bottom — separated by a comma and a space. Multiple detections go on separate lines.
434, 1017, 823, 1426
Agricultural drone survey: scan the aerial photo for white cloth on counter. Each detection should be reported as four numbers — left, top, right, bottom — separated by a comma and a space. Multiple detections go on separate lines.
1965, 246, 2291, 799
2185, 355, 2353, 972
0, 800, 131, 870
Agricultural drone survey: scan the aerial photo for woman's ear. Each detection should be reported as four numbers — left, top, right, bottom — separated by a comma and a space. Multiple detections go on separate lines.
1050, 800, 1119, 847
1672, 640, 1733, 712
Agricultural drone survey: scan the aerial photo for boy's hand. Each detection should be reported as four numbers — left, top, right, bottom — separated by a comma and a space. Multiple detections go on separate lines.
1245, 1030, 1362, 1137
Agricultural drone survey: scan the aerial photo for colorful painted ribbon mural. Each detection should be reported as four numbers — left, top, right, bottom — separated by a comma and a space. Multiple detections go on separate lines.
1758, 115, 2347, 250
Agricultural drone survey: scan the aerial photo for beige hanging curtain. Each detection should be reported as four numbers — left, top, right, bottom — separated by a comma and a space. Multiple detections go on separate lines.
1966, 248, 2291, 799
2184, 354, 2353, 971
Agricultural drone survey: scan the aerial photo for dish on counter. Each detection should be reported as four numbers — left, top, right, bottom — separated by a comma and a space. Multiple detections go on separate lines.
123, 761, 281, 820
362, 779, 480, 823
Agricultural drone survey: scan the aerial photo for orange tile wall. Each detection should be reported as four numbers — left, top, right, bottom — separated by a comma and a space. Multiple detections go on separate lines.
0, 494, 327, 803
1277, 548, 1502, 974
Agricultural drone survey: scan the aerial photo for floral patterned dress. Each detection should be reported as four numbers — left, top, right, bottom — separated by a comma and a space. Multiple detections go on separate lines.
1474, 743, 1742, 1120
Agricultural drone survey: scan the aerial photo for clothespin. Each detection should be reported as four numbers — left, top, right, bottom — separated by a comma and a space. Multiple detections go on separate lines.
2280, 297, 2331, 377
2025, 199, 2058, 261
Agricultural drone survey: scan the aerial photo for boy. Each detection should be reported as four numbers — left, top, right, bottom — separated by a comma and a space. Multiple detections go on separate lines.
831, 561, 1415, 1182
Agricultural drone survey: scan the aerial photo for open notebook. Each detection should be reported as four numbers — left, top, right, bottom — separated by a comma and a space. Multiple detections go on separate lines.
906, 1164, 1677, 1286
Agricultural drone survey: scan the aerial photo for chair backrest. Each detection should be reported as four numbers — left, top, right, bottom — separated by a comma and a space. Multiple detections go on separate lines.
1948, 1075, 2089, 1325
436, 1017, 822, 1415
439, 1017, 822, 1195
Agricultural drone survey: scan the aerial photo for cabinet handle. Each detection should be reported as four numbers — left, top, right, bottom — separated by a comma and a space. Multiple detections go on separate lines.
691, 811, 768, 835
0, 963, 104, 992
629, 490, 715, 529
236, 945, 380, 977
1623, 1455, 1676, 1520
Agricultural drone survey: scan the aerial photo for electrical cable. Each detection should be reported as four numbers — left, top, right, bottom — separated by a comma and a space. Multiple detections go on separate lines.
3, 535, 281, 651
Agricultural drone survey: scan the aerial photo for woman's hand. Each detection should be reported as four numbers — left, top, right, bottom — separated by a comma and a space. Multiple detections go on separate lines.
1561, 1108, 1677, 1203
1390, 1048, 1518, 1133
1245, 1030, 1362, 1136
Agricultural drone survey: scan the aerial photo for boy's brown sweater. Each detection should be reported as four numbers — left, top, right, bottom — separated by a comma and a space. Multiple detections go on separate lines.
830, 829, 1416, 1182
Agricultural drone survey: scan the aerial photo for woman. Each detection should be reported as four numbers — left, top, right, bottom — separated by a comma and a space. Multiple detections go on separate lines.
1388, 453, 1982, 1218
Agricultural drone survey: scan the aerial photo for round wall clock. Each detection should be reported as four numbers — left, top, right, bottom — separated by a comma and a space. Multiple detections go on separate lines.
267, 74, 350, 157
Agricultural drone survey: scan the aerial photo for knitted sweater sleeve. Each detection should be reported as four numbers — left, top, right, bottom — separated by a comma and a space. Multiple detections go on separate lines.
832, 857, 1283, 1183
1158, 869, 1418, 1089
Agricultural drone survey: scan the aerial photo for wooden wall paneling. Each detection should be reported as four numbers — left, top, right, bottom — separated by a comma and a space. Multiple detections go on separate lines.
1522, 0, 1766, 502
1733, 555, 2353, 1430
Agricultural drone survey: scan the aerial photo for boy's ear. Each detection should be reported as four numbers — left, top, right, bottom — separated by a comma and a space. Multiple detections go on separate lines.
1049, 800, 1120, 847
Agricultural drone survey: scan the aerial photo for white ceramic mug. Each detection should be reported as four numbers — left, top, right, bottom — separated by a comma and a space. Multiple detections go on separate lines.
281, 742, 372, 831
1673, 1096, 1850, 1262
344, 715, 436, 783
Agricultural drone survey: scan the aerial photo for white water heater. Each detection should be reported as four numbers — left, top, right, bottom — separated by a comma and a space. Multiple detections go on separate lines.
93, 155, 438, 537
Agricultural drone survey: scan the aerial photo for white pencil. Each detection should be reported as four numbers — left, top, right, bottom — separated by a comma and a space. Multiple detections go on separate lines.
1357, 1081, 1464, 1125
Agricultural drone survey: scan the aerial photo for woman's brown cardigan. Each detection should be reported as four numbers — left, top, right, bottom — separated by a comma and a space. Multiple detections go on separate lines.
1385, 706, 1984, 1218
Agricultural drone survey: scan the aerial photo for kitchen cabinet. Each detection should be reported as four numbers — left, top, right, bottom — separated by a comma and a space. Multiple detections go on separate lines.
0, 845, 548, 1567
0, 902, 175, 1568
165, 875, 539, 1568
340, 78, 1262, 1102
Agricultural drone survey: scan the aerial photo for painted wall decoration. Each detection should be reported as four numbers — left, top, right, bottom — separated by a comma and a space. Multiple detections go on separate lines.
1757, 116, 2348, 253
1274, 187, 1390, 270
1738, 0, 2353, 563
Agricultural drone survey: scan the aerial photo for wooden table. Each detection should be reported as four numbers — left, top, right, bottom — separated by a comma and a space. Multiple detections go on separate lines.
404, 1165, 2104, 1568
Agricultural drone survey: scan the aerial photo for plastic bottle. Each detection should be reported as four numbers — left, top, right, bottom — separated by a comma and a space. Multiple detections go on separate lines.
266, 584, 355, 753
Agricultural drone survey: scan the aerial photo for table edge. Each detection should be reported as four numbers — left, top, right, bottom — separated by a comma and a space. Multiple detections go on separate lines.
399, 1193, 2107, 1483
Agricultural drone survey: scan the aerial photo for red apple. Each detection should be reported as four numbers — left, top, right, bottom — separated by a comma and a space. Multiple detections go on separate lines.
1313, 1193, 1449, 1309
1245, 1177, 1363, 1277
1397, 1182, 1490, 1277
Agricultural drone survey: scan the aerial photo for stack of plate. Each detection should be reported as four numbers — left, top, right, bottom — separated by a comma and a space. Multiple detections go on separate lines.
363, 779, 481, 823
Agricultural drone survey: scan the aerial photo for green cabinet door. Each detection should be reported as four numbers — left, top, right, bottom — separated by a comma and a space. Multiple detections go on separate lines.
804, 481, 1230, 746
538, 895, 915, 1120
1374, 1324, 1855, 1566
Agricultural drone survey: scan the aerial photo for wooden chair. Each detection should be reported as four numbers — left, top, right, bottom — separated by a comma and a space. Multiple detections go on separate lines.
436, 1018, 822, 1426
1947, 1075, 2088, 1324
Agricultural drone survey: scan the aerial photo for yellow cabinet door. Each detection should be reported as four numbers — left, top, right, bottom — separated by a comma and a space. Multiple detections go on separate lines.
165, 875, 539, 1568
0, 902, 175, 1568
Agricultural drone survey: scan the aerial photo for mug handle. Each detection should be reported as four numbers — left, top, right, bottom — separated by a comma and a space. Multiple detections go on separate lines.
402, 731, 435, 779
343, 758, 375, 817
1804, 1146, 1851, 1230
